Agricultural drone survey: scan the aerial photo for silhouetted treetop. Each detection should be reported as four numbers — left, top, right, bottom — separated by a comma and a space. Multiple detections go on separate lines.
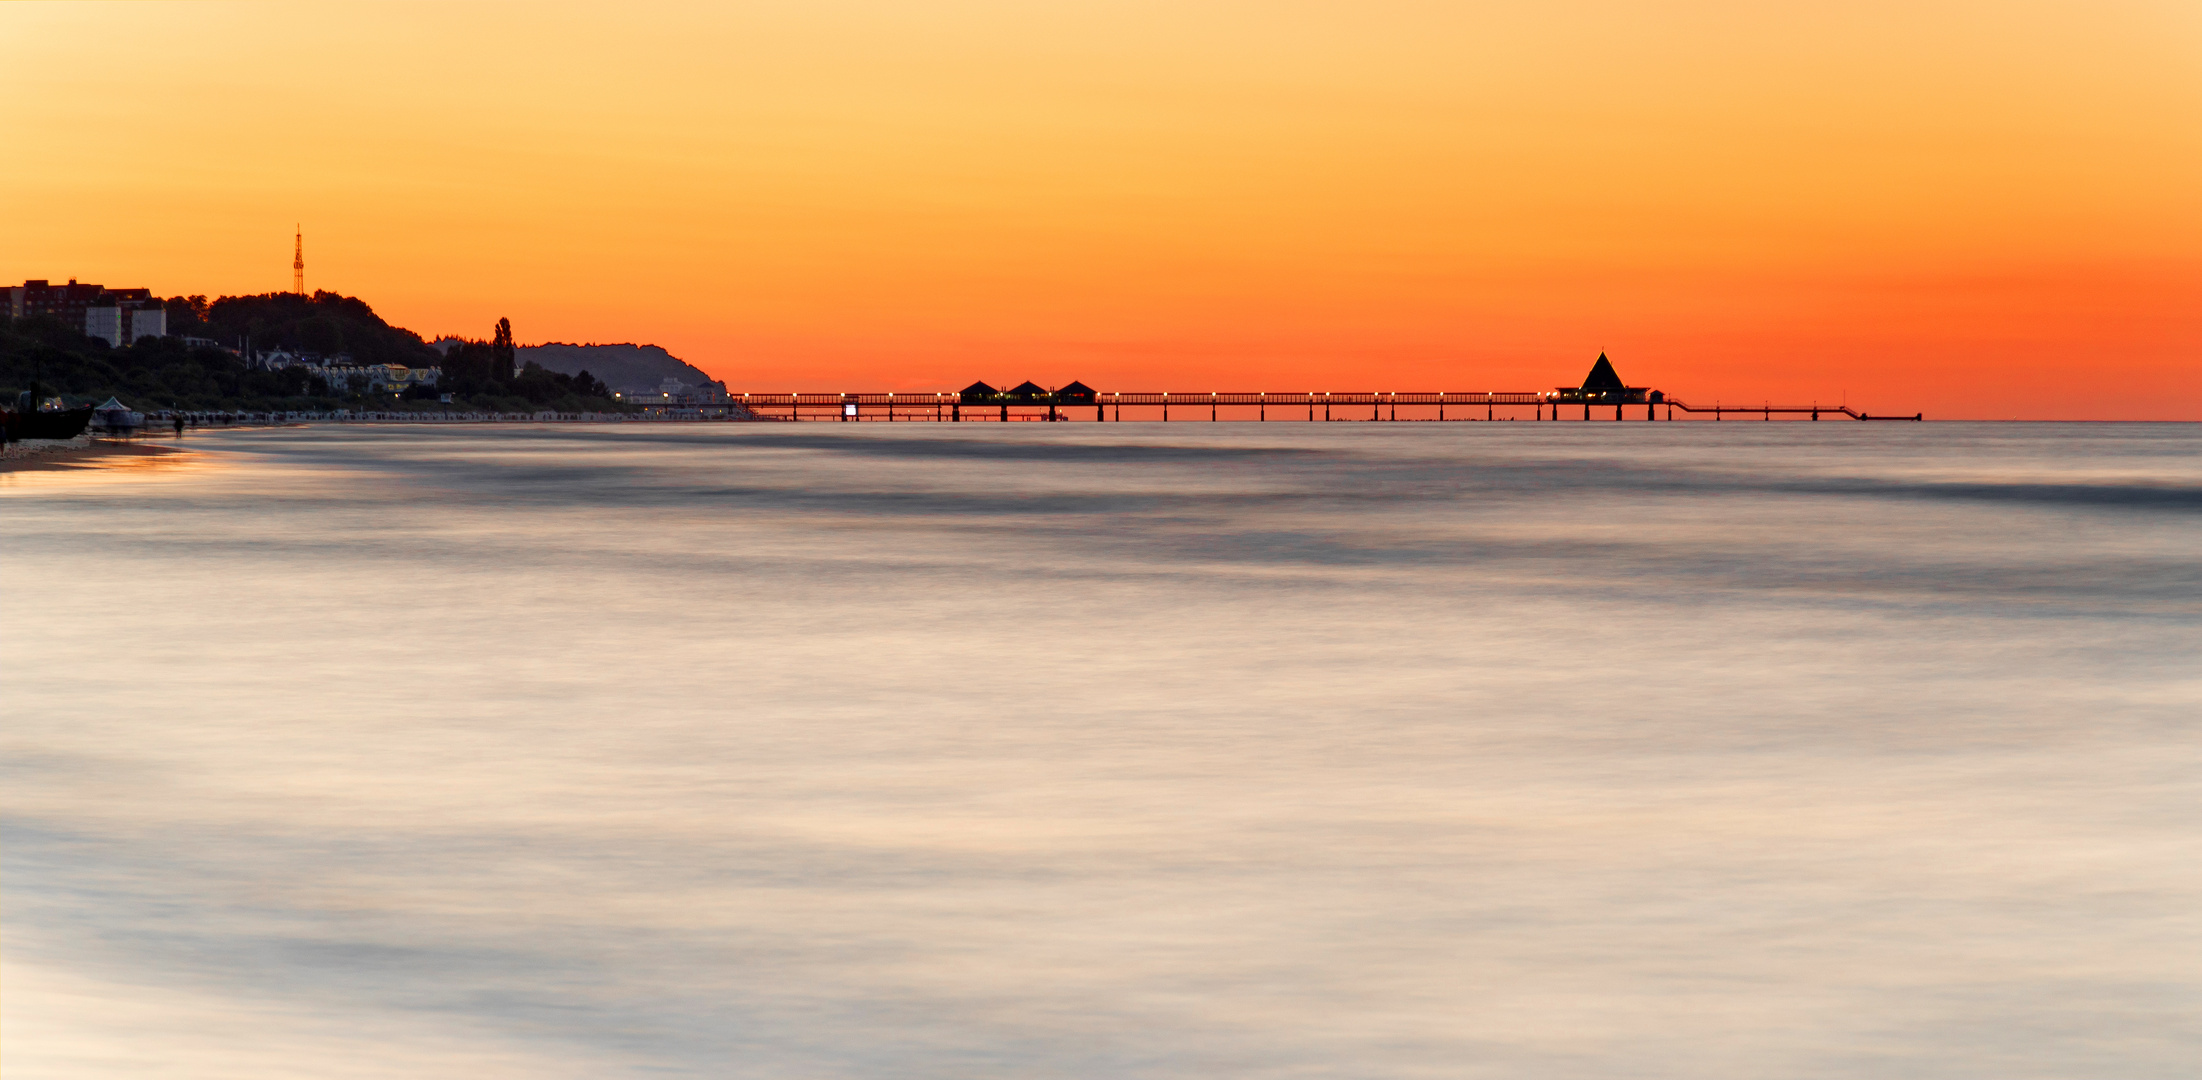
178, 291, 444, 367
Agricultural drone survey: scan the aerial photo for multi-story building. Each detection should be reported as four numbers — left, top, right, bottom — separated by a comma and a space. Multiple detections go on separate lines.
83, 306, 168, 348
7, 279, 167, 346
9, 279, 109, 325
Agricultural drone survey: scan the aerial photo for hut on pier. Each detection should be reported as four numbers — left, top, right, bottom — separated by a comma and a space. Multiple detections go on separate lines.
1551, 353, 1650, 405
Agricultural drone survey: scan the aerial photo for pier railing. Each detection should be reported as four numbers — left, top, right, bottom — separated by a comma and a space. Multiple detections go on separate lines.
1661, 400, 1920, 421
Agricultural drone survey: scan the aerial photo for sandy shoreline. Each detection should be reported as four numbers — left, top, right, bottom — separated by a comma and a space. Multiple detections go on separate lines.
0, 436, 189, 473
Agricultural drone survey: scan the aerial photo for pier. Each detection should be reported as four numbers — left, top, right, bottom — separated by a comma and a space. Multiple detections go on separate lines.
706, 392, 1916, 422
691, 356, 1921, 423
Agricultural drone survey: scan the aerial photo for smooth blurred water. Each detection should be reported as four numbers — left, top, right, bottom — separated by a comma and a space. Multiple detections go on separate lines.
5, 422, 2199, 1078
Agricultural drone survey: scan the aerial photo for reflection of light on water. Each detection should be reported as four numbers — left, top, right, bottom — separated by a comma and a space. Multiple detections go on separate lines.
4, 423, 2200, 1078
0, 445, 212, 488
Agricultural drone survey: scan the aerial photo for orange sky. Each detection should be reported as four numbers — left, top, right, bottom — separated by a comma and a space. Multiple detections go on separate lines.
4, 1, 2198, 418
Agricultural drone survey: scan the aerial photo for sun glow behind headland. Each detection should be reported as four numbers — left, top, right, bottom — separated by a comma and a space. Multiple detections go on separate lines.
1, 1, 2198, 418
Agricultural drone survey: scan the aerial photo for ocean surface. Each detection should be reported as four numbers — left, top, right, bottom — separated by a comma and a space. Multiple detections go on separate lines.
5, 421, 2199, 1078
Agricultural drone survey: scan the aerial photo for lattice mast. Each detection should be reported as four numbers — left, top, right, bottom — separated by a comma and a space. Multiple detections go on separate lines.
293, 226, 305, 295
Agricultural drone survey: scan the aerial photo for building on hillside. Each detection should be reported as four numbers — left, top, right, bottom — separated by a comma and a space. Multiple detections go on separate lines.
8, 279, 109, 323
7, 279, 167, 346
298, 362, 441, 393
624, 378, 727, 405
83, 306, 125, 347
85, 306, 168, 348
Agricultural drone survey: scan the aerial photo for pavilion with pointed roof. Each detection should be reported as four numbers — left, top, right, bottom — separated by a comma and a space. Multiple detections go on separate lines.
1549, 353, 1656, 408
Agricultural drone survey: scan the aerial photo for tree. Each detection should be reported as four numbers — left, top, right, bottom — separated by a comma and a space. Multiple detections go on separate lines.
491, 318, 515, 379
439, 341, 503, 393
165, 295, 211, 333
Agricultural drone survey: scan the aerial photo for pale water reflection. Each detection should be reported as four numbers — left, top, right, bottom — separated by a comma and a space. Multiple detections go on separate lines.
4, 422, 2199, 1078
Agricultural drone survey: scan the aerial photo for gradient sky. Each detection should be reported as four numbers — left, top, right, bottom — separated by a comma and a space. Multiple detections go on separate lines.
4, 1, 2198, 417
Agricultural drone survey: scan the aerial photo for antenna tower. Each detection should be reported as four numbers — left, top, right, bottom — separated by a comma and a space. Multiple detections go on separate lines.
293, 225, 305, 295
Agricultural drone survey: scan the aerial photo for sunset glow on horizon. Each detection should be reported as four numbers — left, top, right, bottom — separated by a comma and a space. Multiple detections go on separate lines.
4, 1, 2197, 418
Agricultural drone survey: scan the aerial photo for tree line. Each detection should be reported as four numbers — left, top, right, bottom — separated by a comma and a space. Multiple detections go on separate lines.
437, 317, 614, 405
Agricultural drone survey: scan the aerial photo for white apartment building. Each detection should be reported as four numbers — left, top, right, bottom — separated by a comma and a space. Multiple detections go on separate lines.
84, 306, 168, 348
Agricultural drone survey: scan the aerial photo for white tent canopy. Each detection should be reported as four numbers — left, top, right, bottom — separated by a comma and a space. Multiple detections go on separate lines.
91, 397, 144, 428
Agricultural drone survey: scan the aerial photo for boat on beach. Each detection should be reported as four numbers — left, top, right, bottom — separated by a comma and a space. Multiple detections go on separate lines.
1, 405, 95, 442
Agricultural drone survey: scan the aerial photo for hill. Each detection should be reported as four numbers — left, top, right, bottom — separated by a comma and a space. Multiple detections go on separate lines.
2, 290, 449, 411
198, 292, 445, 367
3, 291, 626, 414
519, 343, 719, 394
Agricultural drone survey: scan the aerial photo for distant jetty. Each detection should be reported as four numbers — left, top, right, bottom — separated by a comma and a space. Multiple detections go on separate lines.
713, 355, 1922, 422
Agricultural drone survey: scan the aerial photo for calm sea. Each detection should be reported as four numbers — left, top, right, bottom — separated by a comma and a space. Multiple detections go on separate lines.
5, 422, 2199, 1078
